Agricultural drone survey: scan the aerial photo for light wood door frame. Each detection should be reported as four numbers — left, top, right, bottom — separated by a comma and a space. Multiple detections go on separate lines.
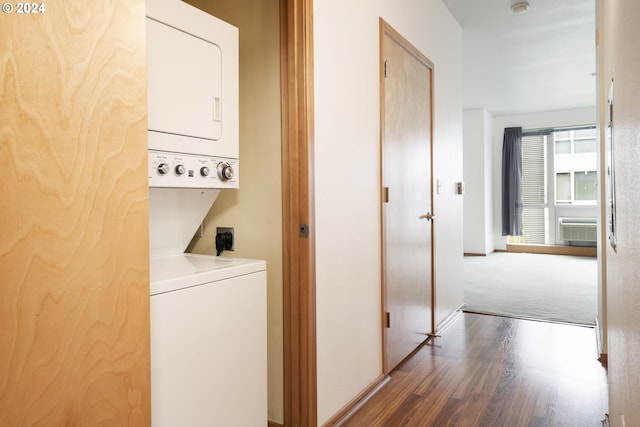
280, 0, 317, 426
379, 18, 436, 374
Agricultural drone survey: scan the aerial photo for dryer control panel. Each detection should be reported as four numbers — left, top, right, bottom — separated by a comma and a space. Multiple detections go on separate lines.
148, 150, 238, 189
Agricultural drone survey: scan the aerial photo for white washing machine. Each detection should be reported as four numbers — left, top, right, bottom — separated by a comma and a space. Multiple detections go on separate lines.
150, 254, 266, 427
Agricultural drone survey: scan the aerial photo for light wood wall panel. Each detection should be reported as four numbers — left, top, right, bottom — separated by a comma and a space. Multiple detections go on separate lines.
0, 1, 150, 425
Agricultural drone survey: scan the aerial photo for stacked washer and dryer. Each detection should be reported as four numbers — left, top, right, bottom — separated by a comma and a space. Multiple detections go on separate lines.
146, 1, 267, 426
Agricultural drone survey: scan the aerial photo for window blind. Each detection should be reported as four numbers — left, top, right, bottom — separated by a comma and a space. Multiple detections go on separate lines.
521, 135, 547, 244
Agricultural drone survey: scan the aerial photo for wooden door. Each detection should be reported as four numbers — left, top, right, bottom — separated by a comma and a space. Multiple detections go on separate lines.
380, 20, 434, 372
0, 1, 150, 425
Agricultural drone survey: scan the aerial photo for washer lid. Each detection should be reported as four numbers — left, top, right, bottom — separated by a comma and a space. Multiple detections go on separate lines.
150, 253, 266, 295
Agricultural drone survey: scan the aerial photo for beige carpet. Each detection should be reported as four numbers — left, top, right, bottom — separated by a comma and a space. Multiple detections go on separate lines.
464, 252, 597, 325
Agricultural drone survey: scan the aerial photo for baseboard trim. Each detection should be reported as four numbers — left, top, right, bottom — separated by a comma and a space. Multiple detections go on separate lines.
268, 421, 284, 427
506, 243, 596, 257
321, 374, 390, 427
435, 305, 465, 334
463, 252, 489, 256
595, 317, 608, 367
598, 352, 608, 367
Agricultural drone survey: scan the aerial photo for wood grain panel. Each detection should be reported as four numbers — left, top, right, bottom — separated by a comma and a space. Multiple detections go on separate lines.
0, 1, 150, 426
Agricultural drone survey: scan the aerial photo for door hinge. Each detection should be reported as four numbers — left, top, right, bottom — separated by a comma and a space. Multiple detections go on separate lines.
383, 187, 389, 203
385, 312, 390, 328
384, 60, 388, 78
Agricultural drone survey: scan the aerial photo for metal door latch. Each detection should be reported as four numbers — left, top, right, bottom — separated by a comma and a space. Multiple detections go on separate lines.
419, 212, 436, 221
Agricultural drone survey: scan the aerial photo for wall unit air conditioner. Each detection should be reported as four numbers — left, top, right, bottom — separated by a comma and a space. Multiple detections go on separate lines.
558, 217, 597, 244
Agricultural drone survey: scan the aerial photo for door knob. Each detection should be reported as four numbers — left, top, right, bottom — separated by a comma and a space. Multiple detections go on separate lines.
419, 212, 436, 221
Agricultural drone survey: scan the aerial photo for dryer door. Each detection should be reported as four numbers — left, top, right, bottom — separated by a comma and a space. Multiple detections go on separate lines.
147, 18, 222, 142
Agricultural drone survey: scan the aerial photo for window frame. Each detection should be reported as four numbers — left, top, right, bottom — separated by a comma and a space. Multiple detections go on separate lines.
554, 169, 598, 205
551, 128, 598, 206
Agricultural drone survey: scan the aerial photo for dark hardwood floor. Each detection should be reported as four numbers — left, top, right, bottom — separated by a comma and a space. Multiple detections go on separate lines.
342, 313, 608, 427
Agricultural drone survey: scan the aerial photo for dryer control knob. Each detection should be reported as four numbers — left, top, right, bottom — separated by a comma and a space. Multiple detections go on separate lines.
157, 163, 170, 175
200, 166, 210, 177
217, 162, 234, 181
175, 164, 186, 175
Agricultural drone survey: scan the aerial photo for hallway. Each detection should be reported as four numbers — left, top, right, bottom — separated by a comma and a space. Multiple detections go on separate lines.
342, 313, 608, 426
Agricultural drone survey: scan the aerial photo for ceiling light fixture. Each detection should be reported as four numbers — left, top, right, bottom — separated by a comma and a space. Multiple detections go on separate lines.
511, 1, 530, 14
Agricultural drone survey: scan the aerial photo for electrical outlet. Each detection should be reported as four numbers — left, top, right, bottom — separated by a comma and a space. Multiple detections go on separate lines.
216, 227, 234, 252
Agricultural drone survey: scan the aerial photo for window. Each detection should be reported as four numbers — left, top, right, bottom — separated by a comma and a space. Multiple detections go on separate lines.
556, 172, 571, 202
574, 129, 597, 153
554, 129, 597, 155
554, 132, 572, 154
575, 171, 597, 200
514, 125, 597, 246
553, 128, 597, 205
555, 170, 597, 204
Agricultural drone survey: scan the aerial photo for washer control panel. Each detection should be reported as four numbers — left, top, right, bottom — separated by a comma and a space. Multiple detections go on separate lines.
148, 150, 239, 188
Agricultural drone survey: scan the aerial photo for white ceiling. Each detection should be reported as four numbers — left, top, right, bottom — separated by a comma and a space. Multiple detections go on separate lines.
442, 0, 596, 116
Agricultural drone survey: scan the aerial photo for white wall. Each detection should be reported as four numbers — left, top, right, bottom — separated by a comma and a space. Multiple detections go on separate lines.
313, 0, 463, 423
463, 108, 493, 254
602, 2, 640, 426
491, 107, 597, 250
